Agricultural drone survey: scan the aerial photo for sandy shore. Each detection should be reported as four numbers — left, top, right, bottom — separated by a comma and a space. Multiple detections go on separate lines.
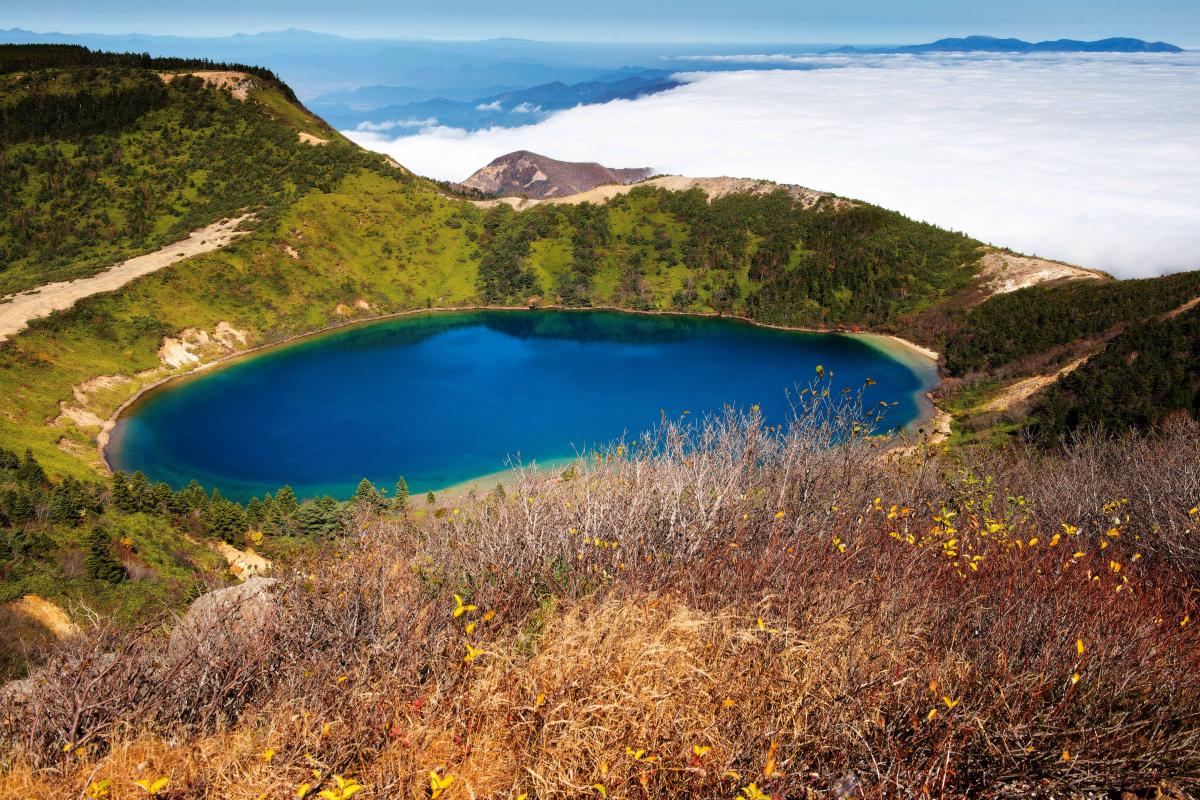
0, 215, 252, 342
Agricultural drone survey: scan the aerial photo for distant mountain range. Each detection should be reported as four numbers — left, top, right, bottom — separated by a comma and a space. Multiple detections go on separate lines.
832, 36, 1184, 54
339, 72, 681, 134
460, 150, 654, 198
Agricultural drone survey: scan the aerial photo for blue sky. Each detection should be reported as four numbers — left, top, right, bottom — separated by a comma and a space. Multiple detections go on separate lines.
6, 0, 1198, 44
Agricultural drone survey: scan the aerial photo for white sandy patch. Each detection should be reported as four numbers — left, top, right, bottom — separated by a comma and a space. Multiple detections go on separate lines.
0, 214, 253, 342
298, 131, 329, 145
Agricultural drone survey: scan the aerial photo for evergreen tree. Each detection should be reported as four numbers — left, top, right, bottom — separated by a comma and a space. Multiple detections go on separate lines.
84, 524, 125, 583
1, 486, 36, 525
352, 478, 384, 512
295, 496, 340, 537
0, 448, 19, 471
111, 472, 137, 513
48, 476, 84, 525
177, 480, 209, 512
393, 476, 409, 511
426, 491, 437, 505
17, 449, 47, 487
129, 472, 152, 512
245, 497, 264, 527
203, 495, 247, 543
275, 485, 299, 517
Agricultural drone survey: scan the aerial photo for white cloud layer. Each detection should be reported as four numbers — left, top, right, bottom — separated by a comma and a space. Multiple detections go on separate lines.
354, 117, 439, 132
347, 53, 1200, 278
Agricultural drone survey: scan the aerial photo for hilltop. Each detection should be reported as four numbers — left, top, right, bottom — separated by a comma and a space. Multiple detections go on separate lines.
460, 150, 654, 198
1, 45, 1199, 798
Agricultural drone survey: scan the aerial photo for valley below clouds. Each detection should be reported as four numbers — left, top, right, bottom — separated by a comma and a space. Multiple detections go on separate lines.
348, 53, 1200, 278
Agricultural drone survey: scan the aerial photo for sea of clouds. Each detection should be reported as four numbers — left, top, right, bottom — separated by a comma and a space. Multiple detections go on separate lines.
347, 53, 1200, 278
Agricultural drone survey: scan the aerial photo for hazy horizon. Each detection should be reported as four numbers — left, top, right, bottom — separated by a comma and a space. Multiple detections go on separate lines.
4, 0, 1199, 46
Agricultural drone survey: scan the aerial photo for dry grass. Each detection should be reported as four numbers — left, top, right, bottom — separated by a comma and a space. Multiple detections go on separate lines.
3, 404, 1199, 799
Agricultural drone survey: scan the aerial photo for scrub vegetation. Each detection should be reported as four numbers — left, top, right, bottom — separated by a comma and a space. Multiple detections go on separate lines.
3, 407, 1199, 798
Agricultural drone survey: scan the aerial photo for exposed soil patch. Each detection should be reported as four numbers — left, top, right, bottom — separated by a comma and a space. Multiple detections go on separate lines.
474, 175, 848, 212
158, 70, 255, 100
0, 214, 253, 342
4, 595, 78, 640
978, 250, 1107, 296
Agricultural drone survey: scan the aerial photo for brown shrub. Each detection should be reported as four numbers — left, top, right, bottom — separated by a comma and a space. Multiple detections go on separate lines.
3, 408, 1198, 798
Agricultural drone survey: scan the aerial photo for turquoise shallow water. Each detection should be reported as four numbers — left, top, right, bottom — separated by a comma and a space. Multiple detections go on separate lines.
108, 310, 937, 501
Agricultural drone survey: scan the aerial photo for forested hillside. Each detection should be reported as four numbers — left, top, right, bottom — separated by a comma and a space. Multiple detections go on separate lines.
474, 187, 982, 328
0, 45, 366, 294
943, 271, 1200, 376
1027, 304, 1200, 439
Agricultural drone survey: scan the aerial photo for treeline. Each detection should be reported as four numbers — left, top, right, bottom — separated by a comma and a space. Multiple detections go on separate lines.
0, 44, 292, 99
1, 443, 408, 598
1027, 304, 1200, 440
944, 270, 1200, 375
0, 70, 169, 144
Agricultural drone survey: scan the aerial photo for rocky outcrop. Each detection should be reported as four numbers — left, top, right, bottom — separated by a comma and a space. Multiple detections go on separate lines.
168, 577, 279, 658
461, 150, 653, 199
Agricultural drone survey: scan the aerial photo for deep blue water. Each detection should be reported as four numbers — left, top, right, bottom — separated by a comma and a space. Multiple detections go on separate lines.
108, 310, 937, 501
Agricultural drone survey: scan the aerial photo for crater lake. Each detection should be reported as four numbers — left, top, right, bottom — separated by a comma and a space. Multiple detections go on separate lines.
107, 310, 938, 501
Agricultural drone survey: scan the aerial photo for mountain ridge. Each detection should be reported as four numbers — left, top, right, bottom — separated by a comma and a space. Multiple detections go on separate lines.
832, 35, 1184, 54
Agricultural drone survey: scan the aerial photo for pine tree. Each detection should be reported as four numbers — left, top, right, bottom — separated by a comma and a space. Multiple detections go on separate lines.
353, 478, 384, 512
84, 525, 124, 583
203, 496, 247, 543
111, 472, 137, 513
295, 496, 340, 537
426, 491, 437, 505
48, 476, 83, 525
17, 449, 47, 487
275, 485, 299, 517
178, 480, 209, 512
393, 476, 409, 511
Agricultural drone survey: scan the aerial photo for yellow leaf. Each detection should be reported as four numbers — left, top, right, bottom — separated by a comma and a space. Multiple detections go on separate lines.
926, 708, 938, 722
452, 594, 476, 618
295, 784, 312, 799
942, 696, 960, 710
464, 643, 483, 663
1061, 749, 1071, 762
763, 740, 781, 777
261, 748, 276, 761
591, 783, 607, 796
721, 697, 736, 708
626, 747, 645, 760
693, 744, 712, 757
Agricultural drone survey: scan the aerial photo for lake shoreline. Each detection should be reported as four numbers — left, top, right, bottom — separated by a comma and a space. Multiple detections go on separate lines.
98, 305, 944, 486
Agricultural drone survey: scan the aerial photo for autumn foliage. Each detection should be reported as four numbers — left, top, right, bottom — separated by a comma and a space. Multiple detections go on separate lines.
3, 407, 1199, 798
